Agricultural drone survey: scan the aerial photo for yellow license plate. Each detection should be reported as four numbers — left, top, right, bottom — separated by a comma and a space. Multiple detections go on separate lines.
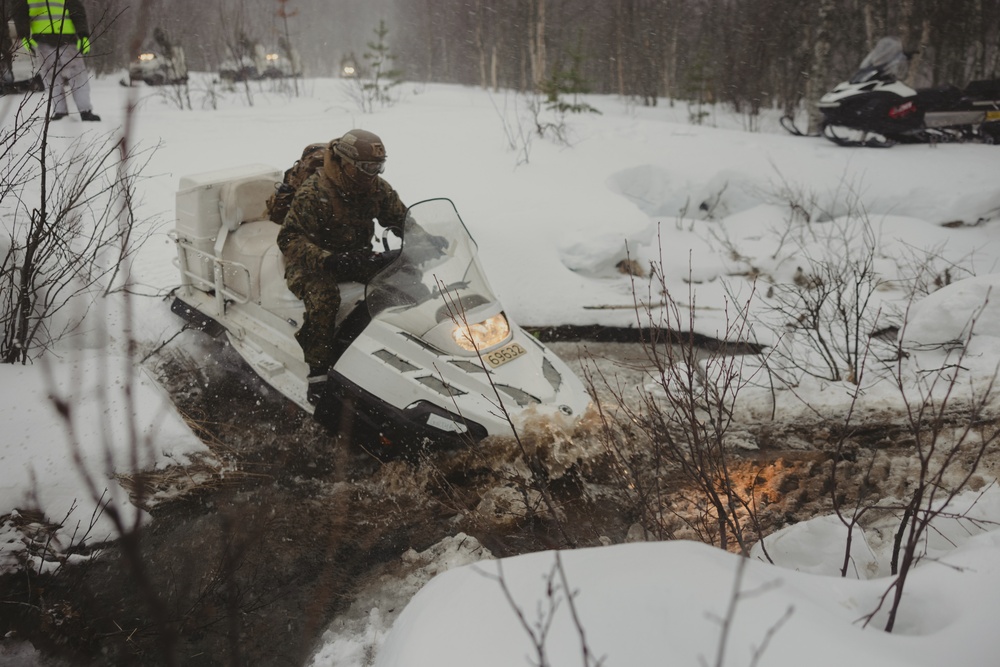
485, 342, 527, 368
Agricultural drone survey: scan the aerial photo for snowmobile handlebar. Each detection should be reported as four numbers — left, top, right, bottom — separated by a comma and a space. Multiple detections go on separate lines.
381, 226, 403, 252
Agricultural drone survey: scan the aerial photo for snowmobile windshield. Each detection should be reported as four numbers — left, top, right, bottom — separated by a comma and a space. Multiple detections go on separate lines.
365, 198, 501, 340
851, 37, 909, 83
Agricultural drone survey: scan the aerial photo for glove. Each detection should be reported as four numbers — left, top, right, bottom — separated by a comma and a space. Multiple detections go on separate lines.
76, 36, 91, 55
325, 249, 400, 281
22, 38, 37, 54
427, 234, 448, 253
375, 248, 401, 268
406, 229, 449, 264
406, 225, 448, 249
359, 249, 401, 281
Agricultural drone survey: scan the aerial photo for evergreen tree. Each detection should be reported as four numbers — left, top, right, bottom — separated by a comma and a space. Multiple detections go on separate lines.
358, 19, 403, 111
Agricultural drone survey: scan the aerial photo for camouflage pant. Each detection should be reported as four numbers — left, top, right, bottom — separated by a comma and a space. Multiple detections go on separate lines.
294, 278, 341, 370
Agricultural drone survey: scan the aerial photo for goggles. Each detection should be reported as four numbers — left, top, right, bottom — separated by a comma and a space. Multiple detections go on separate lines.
355, 160, 386, 176
342, 154, 385, 176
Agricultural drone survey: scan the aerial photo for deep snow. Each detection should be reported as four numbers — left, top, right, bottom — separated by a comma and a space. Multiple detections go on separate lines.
1, 72, 1000, 665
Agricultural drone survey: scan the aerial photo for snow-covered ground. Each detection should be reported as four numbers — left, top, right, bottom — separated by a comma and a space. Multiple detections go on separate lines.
2, 72, 1000, 664
368, 488, 1000, 667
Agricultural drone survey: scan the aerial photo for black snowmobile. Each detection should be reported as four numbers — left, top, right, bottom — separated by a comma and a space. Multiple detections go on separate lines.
783, 37, 1000, 147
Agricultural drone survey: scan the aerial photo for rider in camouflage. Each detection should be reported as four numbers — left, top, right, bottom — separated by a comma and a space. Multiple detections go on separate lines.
277, 129, 407, 403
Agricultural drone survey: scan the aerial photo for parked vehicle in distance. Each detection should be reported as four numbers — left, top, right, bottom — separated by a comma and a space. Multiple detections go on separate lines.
340, 55, 358, 78
127, 29, 188, 86
219, 40, 301, 82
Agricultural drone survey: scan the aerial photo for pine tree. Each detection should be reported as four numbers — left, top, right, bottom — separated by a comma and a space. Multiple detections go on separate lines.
358, 19, 403, 111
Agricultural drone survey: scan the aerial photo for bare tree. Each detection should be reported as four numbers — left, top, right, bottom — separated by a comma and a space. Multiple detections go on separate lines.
276, 0, 300, 96
586, 245, 768, 554
805, 0, 836, 133
871, 302, 1000, 631
0, 89, 154, 363
813, 280, 1000, 629
528, 0, 547, 89
756, 208, 891, 387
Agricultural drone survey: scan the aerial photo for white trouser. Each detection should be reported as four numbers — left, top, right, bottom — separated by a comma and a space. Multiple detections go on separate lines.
35, 42, 93, 115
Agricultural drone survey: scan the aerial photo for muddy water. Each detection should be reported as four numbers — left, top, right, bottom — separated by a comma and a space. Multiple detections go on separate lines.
8, 335, 999, 665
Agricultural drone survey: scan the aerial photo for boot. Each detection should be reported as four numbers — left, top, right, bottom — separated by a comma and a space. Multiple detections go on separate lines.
50, 112, 68, 121
80, 110, 101, 122
307, 366, 328, 406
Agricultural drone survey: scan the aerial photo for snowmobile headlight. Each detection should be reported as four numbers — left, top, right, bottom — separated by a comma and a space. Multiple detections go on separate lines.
266, 53, 280, 61
138, 52, 156, 61
451, 313, 510, 352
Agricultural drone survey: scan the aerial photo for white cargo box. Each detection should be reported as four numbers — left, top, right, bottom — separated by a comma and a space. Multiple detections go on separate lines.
174, 164, 282, 288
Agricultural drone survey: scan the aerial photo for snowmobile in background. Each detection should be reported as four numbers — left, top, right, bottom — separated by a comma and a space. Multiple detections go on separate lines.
1, 20, 43, 95
259, 39, 302, 79
218, 50, 256, 83
126, 28, 188, 86
169, 165, 590, 450
784, 37, 1000, 147
219, 40, 264, 82
219, 40, 301, 82
340, 55, 358, 78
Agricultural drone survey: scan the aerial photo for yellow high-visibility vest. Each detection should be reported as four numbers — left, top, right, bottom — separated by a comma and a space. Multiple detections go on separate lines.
27, 0, 78, 36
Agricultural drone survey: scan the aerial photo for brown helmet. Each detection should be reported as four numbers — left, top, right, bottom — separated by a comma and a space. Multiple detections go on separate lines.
331, 129, 387, 168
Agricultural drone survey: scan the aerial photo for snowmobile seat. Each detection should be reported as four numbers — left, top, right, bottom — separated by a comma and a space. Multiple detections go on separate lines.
216, 175, 293, 309
219, 176, 279, 231
964, 79, 1000, 103
916, 84, 963, 110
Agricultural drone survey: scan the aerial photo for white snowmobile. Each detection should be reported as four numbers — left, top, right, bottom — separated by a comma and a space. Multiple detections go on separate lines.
170, 165, 591, 448
219, 41, 302, 82
124, 28, 189, 87
127, 46, 188, 86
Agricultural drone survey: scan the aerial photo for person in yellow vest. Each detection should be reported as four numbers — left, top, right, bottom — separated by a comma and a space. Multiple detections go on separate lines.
12, 0, 100, 121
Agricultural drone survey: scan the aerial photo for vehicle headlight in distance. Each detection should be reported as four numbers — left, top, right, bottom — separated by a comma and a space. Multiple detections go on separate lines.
139, 53, 156, 61
451, 313, 510, 352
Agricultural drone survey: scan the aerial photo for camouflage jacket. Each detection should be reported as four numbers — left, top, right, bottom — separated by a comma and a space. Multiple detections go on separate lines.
277, 167, 407, 292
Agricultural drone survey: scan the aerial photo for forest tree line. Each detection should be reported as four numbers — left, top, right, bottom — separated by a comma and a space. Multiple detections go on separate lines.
66, 0, 392, 82
57, 0, 1000, 115
388, 0, 1000, 115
